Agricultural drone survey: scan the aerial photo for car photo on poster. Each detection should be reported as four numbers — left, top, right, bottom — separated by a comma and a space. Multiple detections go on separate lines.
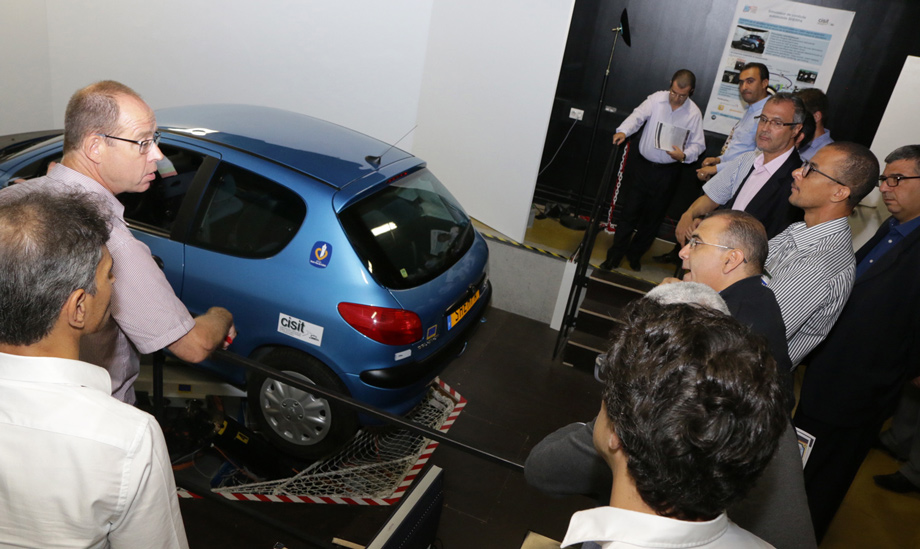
731, 26, 768, 54
0, 105, 492, 460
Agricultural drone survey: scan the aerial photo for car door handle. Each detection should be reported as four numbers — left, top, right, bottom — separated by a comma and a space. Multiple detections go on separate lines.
152, 254, 164, 271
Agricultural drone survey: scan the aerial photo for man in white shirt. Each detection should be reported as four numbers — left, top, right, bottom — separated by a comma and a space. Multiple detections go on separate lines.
0, 190, 188, 548
601, 69, 705, 271
561, 292, 786, 549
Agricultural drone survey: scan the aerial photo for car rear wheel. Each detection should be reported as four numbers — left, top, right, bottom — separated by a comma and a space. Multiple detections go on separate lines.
247, 348, 358, 460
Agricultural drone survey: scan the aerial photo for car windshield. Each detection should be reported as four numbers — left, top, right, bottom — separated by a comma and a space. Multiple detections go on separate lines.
340, 168, 474, 290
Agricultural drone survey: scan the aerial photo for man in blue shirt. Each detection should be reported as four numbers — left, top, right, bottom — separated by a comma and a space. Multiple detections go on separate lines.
794, 144, 920, 542
696, 63, 770, 181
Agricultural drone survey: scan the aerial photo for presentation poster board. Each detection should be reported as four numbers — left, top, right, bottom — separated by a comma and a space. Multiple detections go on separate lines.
703, 0, 854, 135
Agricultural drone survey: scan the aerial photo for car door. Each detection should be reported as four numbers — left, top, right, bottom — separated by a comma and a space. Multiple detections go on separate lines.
118, 139, 220, 295
177, 156, 312, 373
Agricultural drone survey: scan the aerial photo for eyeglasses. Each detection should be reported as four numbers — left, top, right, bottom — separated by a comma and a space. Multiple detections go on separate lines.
687, 236, 748, 263
668, 89, 689, 100
878, 174, 920, 187
98, 131, 161, 154
755, 115, 799, 130
801, 160, 845, 186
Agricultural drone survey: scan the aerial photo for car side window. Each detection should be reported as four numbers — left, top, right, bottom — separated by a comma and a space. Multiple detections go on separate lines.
7, 153, 62, 183
118, 144, 205, 233
189, 162, 306, 258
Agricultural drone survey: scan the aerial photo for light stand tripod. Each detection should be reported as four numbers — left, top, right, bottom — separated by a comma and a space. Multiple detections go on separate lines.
559, 7, 632, 230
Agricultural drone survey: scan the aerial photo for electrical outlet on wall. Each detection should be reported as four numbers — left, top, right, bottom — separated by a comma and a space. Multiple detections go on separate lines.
569, 108, 584, 121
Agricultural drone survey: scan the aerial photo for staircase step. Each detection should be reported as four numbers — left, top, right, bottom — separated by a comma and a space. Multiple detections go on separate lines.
576, 298, 624, 338
563, 328, 622, 372
586, 268, 654, 308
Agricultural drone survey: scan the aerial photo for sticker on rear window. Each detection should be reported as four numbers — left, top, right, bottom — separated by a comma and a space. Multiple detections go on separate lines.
310, 242, 333, 268
278, 313, 324, 347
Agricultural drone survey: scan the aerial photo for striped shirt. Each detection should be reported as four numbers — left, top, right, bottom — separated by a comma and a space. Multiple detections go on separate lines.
0, 164, 195, 403
763, 218, 854, 367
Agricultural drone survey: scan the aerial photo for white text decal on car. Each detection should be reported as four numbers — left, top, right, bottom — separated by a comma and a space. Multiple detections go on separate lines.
278, 313, 324, 347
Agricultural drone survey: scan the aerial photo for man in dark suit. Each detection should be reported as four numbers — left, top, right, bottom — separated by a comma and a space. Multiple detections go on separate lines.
794, 144, 920, 543
528, 212, 818, 549
672, 209, 816, 549
675, 93, 806, 244
675, 209, 793, 408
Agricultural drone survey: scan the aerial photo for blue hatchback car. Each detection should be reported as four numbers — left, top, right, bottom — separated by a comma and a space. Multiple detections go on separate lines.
0, 105, 491, 459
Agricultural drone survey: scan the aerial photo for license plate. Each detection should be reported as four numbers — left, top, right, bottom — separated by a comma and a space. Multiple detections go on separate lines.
447, 289, 480, 331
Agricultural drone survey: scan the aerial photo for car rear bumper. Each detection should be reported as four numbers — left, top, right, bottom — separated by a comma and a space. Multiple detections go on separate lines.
359, 279, 492, 390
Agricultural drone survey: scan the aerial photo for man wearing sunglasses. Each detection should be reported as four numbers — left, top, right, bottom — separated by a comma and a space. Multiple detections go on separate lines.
0, 81, 236, 405
793, 145, 920, 542
676, 93, 806, 244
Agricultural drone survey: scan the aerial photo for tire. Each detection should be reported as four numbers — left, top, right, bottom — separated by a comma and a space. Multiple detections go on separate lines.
247, 348, 359, 460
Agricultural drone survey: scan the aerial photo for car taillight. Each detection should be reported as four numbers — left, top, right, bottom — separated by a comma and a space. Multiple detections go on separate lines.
337, 303, 422, 346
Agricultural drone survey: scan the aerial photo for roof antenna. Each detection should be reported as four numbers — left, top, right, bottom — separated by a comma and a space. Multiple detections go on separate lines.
366, 125, 418, 167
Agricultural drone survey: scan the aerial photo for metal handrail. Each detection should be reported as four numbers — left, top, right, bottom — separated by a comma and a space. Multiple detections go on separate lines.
193, 349, 527, 473
553, 143, 622, 358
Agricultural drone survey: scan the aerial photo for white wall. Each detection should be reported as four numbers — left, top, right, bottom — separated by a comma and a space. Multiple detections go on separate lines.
0, 2, 54, 132
850, 56, 920, 248
414, 0, 575, 242
0, 1, 574, 243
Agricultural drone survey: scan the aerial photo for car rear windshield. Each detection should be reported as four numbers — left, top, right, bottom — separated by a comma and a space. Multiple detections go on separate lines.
340, 168, 474, 290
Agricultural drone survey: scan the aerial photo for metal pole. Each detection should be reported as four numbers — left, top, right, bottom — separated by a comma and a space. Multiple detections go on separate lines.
570, 27, 622, 218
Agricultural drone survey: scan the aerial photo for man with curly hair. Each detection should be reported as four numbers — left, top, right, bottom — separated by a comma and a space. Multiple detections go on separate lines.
560, 299, 787, 548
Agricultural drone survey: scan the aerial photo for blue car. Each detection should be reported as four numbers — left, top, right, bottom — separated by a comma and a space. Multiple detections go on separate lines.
0, 105, 491, 459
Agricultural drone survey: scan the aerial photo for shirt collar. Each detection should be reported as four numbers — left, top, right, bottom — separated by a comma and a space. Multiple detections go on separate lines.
48, 163, 127, 222
561, 506, 730, 547
0, 351, 112, 393
789, 217, 851, 249
753, 146, 795, 175
747, 96, 769, 113
890, 214, 920, 238
658, 90, 690, 113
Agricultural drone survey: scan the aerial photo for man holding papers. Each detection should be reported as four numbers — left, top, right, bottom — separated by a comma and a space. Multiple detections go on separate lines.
601, 69, 705, 272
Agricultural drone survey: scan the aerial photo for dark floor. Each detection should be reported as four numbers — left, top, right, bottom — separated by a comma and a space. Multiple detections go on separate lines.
177, 307, 600, 548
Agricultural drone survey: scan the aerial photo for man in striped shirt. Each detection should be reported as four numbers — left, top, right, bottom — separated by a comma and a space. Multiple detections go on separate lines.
762, 142, 879, 368
0, 81, 236, 404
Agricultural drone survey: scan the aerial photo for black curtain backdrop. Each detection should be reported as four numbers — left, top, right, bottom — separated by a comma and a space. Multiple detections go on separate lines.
535, 0, 920, 225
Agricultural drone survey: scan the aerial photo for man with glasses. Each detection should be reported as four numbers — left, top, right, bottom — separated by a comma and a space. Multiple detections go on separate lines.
0, 81, 236, 404
792, 145, 920, 542
676, 93, 805, 245
668, 210, 817, 548
763, 142, 878, 370
600, 69, 705, 271
675, 210, 794, 407
696, 62, 771, 181
524, 278, 816, 549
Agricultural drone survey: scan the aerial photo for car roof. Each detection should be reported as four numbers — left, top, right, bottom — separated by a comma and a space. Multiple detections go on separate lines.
155, 104, 413, 189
